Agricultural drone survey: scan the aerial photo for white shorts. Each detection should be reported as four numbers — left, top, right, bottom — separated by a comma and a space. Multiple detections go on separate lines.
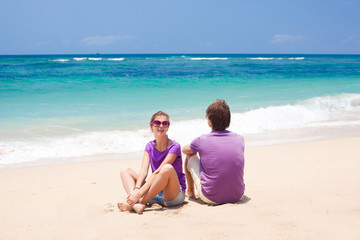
187, 155, 215, 204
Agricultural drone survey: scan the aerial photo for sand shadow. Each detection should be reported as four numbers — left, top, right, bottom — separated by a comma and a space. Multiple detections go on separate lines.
235, 195, 251, 204
187, 194, 251, 206
115, 201, 190, 214
143, 200, 189, 213
115, 195, 251, 213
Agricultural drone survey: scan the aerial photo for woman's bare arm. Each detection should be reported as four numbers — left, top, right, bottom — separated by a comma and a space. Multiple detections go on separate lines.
134, 151, 150, 189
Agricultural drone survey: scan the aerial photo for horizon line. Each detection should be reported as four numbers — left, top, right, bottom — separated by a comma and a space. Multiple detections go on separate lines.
1, 53, 360, 56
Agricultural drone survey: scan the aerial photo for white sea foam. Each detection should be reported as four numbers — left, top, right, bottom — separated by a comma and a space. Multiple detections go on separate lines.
248, 57, 275, 60
88, 58, 102, 61
0, 129, 153, 165
1, 94, 360, 165
248, 57, 305, 60
107, 58, 125, 61
51, 59, 70, 62
73, 57, 87, 61
289, 57, 305, 60
189, 57, 228, 60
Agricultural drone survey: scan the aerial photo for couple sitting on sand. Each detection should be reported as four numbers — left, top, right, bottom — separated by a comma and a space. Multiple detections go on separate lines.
117, 99, 245, 214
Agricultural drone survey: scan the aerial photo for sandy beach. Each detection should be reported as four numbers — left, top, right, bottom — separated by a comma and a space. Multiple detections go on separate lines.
1, 137, 359, 240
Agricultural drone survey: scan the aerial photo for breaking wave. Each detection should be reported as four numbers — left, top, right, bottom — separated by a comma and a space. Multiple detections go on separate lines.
1, 94, 359, 165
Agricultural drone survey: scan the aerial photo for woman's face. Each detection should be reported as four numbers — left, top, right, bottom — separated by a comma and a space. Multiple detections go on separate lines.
151, 115, 170, 137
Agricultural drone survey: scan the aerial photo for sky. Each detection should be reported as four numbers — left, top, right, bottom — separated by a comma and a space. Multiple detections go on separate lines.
0, 0, 359, 55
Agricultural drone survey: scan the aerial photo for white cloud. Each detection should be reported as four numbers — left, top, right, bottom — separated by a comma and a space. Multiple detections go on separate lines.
270, 34, 303, 44
81, 35, 136, 46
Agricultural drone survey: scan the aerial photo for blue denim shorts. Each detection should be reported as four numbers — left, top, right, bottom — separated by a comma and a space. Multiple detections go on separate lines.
148, 189, 185, 207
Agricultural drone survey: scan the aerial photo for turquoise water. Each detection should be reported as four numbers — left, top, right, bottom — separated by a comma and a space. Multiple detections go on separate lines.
1, 54, 360, 165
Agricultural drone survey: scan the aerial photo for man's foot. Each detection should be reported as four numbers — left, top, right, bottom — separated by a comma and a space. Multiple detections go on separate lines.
133, 203, 146, 214
117, 202, 133, 211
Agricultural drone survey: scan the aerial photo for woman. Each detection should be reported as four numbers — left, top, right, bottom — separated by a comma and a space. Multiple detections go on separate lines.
117, 111, 186, 214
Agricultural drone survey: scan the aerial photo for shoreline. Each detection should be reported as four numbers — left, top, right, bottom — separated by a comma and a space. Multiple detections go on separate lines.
0, 152, 143, 171
2, 123, 360, 170
1, 136, 360, 239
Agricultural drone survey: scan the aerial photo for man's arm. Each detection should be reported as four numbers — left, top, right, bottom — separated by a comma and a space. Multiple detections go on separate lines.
182, 144, 194, 155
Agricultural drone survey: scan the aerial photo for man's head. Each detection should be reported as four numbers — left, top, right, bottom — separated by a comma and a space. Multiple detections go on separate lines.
206, 99, 231, 131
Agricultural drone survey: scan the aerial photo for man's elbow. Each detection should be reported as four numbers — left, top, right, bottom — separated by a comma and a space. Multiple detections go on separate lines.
182, 145, 194, 155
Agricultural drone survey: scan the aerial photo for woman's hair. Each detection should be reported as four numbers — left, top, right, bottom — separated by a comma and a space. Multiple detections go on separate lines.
149, 111, 170, 127
206, 99, 231, 131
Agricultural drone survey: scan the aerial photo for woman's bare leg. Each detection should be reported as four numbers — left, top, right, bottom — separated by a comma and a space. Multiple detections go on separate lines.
120, 167, 138, 195
118, 167, 138, 211
133, 164, 180, 214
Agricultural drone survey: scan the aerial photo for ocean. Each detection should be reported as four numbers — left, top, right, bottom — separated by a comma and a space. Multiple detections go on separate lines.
1, 54, 360, 167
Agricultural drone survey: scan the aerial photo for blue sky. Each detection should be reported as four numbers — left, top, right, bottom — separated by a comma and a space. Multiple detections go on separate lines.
1, 0, 359, 54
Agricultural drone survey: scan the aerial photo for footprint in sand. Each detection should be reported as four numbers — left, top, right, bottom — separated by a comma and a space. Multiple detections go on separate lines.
104, 203, 115, 213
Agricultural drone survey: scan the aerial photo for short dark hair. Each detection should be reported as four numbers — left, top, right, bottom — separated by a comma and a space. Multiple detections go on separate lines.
150, 111, 170, 127
206, 99, 231, 131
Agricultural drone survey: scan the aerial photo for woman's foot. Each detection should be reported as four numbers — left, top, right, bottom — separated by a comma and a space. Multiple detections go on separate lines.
117, 202, 133, 211
118, 202, 145, 214
133, 203, 146, 214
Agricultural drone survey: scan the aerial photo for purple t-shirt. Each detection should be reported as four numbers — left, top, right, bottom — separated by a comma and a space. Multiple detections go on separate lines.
145, 140, 186, 192
190, 130, 245, 204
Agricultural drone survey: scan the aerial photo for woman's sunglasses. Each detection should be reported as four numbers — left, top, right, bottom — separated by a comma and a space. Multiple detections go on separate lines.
152, 120, 170, 128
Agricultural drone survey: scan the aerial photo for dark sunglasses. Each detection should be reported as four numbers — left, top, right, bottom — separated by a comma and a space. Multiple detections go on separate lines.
151, 120, 170, 128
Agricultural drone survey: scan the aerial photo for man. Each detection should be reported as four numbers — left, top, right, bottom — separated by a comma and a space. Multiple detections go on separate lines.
182, 99, 245, 204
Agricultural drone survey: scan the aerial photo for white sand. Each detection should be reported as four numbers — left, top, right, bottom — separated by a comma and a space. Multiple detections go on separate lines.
1, 137, 360, 239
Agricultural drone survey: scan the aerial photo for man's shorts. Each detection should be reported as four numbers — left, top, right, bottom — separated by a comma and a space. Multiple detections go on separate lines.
187, 155, 216, 204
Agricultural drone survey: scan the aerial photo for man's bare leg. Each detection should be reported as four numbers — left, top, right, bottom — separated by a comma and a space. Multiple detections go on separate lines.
184, 155, 196, 198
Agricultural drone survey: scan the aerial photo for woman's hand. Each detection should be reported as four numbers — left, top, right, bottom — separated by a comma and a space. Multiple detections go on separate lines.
126, 189, 142, 206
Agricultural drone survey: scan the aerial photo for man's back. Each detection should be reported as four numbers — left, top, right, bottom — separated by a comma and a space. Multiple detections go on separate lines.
190, 130, 245, 203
